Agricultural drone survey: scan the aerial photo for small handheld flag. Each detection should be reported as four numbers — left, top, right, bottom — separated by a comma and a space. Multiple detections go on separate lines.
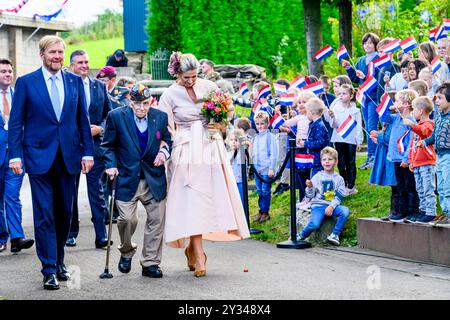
274, 83, 287, 95
429, 28, 437, 42
336, 45, 349, 62
279, 93, 295, 107
314, 45, 334, 61
400, 36, 418, 53
337, 115, 357, 139
397, 129, 411, 154
257, 84, 271, 100
303, 81, 324, 95
367, 61, 375, 78
373, 54, 392, 69
435, 22, 447, 41
239, 83, 249, 96
445, 18, 450, 31
356, 89, 366, 107
359, 76, 378, 95
290, 75, 307, 89
383, 39, 401, 54
376, 93, 393, 118
431, 56, 442, 74
295, 154, 315, 169
270, 113, 286, 129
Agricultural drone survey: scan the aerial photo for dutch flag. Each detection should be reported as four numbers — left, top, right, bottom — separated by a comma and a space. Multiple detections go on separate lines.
270, 113, 286, 129
279, 93, 295, 107
295, 154, 315, 169
445, 18, 450, 31
336, 45, 349, 62
356, 89, 366, 107
314, 45, 334, 61
376, 93, 393, 118
397, 129, 411, 154
257, 84, 271, 100
290, 75, 307, 90
359, 76, 378, 95
435, 22, 447, 41
239, 82, 249, 96
367, 61, 375, 78
274, 83, 287, 95
303, 81, 324, 95
383, 39, 401, 54
431, 56, 442, 74
337, 115, 357, 139
429, 28, 437, 42
400, 36, 418, 53
373, 54, 391, 69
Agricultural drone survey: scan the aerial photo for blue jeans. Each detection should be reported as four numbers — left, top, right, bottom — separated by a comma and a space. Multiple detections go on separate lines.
300, 204, 350, 238
361, 100, 379, 158
236, 182, 244, 207
414, 165, 436, 215
254, 174, 272, 213
437, 154, 450, 214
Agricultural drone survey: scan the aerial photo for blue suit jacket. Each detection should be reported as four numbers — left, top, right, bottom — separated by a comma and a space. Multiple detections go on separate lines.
0, 86, 13, 166
87, 77, 112, 159
8, 68, 94, 175
101, 106, 172, 202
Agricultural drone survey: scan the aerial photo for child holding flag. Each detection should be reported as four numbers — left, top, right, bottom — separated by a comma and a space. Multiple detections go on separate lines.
297, 147, 349, 246
326, 84, 364, 195
380, 89, 420, 222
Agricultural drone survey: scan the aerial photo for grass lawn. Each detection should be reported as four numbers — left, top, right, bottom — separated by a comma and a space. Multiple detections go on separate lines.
64, 37, 124, 69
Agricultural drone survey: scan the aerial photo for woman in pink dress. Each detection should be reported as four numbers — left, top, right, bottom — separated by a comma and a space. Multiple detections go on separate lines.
159, 52, 250, 277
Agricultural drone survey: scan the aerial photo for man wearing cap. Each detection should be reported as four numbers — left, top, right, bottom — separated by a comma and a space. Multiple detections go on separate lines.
66, 50, 112, 248
102, 84, 171, 278
8, 35, 94, 290
97, 66, 130, 110
106, 49, 128, 68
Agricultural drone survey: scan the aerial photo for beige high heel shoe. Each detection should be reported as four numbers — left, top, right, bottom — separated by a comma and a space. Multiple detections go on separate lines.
184, 247, 195, 271
194, 253, 207, 277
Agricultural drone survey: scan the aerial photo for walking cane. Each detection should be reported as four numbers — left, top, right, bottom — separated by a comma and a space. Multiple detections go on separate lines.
100, 175, 117, 279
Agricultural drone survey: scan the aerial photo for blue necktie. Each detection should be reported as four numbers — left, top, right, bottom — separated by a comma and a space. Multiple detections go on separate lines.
50, 75, 61, 121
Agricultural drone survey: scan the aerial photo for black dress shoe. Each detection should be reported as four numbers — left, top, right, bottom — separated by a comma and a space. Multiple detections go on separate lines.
10, 238, 34, 253
57, 264, 71, 281
65, 237, 77, 247
142, 265, 163, 278
43, 274, 60, 290
118, 257, 132, 273
95, 239, 113, 249
0, 243, 6, 252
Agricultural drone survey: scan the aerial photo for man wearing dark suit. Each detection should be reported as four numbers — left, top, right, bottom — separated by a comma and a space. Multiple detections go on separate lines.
8, 36, 94, 290
102, 84, 171, 278
66, 50, 112, 248
0, 58, 34, 253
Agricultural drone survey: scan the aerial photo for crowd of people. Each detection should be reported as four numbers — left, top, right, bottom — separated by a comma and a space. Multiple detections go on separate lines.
0, 31, 449, 291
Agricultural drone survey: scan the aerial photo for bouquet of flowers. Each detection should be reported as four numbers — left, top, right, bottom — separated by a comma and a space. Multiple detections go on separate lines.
200, 89, 232, 124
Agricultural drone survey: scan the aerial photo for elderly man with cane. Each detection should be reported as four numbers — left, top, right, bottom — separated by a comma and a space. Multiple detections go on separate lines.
101, 84, 172, 278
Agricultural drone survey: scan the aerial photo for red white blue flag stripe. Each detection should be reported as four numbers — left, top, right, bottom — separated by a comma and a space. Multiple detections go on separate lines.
337, 115, 357, 139
373, 54, 391, 69
376, 93, 393, 118
356, 89, 366, 107
444, 18, 450, 31
239, 83, 249, 96
279, 93, 295, 107
359, 76, 378, 95
400, 36, 418, 53
274, 83, 287, 95
397, 129, 411, 154
429, 28, 437, 42
270, 113, 286, 129
383, 39, 401, 54
303, 81, 324, 95
431, 56, 442, 74
290, 75, 307, 89
257, 84, 271, 100
314, 45, 334, 61
435, 22, 447, 41
336, 45, 349, 61
295, 154, 314, 168
367, 61, 375, 78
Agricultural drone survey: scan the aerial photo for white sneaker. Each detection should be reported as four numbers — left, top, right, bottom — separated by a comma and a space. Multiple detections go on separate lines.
327, 233, 340, 246
346, 187, 358, 195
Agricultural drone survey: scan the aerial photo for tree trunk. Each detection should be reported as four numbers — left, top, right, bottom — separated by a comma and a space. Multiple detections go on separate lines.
303, 0, 323, 76
338, 0, 353, 57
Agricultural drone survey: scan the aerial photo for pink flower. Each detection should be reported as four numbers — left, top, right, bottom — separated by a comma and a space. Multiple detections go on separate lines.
207, 102, 214, 110
214, 107, 221, 114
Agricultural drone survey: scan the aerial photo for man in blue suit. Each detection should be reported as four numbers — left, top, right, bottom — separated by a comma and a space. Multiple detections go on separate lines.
102, 84, 171, 278
66, 50, 112, 249
0, 58, 34, 253
8, 36, 94, 290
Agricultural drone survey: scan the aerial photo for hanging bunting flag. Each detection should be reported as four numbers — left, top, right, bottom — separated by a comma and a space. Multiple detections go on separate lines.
336, 45, 349, 62
400, 36, 418, 53
279, 93, 295, 107
431, 56, 442, 74
383, 39, 401, 54
274, 83, 287, 95
295, 154, 315, 169
373, 54, 392, 69
337, 115, 357, 139
302, 81, 324, 95
270, 113, 286, 130
0, 0, 29, 13
314, 45, 334, 61
33, 0, 69, 21
239, 82, 249, 96
289, 75, 307, 90
376, 93, 393, 118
